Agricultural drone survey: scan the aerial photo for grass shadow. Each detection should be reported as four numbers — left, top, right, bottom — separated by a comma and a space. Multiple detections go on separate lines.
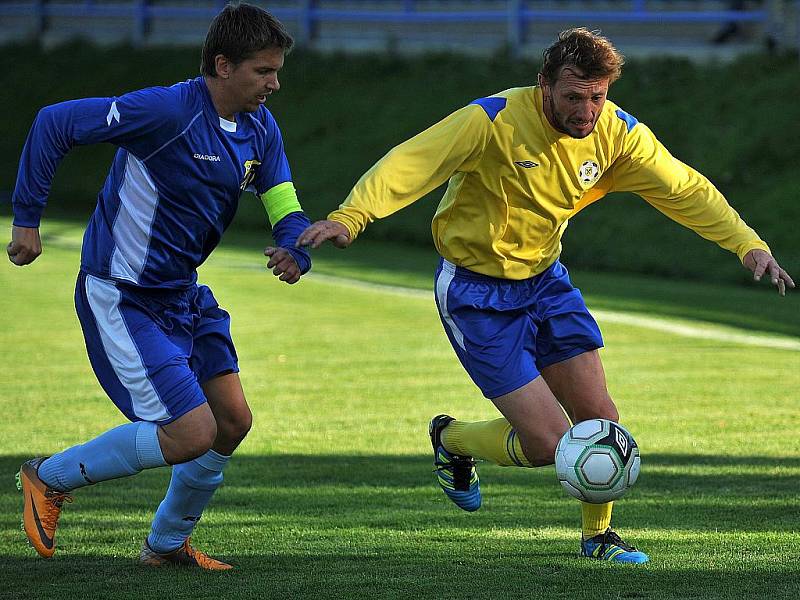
2, 454, 798, 530
2, 453, 800, 599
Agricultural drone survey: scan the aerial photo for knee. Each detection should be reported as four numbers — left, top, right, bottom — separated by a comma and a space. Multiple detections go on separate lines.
182, 419, 218, 462
572, 393, 619, 423
603, 403, 620, 423
590, 397, 619, 423
232, 408, 253, 443
160, 418, 217, 464
217, 405, 253, 448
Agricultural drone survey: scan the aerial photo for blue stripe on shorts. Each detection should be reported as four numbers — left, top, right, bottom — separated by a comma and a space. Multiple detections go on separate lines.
434, 258, 603, 399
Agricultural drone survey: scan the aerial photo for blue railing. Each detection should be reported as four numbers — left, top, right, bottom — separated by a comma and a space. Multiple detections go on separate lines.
0, 1, 791, 53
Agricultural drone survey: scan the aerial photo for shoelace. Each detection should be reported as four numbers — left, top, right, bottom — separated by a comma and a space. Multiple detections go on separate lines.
433, 451, 475, 489
183, 539, 222, 568
41, 492, 73, 531
602, 529, 637, 553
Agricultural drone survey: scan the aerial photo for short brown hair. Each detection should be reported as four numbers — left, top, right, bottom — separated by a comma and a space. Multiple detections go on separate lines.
201, 3, 294, 77
540, 28, 624, 84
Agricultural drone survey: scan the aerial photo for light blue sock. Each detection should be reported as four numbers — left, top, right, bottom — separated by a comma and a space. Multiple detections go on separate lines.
37, 422, 166, 492
147, 449, 230, 554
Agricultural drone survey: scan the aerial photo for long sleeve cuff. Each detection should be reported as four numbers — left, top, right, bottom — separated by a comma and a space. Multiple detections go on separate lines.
12, 202, 43, 228
272, 211, 312, 274
736, 239, 771, 263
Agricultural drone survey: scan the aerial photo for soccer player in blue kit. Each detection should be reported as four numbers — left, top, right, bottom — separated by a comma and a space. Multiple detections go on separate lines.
299, 28, 794, 563
8, 4, 310, 569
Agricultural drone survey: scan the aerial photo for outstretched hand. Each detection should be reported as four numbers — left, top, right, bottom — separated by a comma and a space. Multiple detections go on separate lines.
7, 226, 42, 266
743, 249, 795, 296
264, 247, 301, 284
296, 220, 351, 250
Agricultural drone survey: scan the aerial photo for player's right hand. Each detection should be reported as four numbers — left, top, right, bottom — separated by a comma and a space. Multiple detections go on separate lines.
296, 220, 351, 249
7, 225, 42, 266
264, 246, 301, 284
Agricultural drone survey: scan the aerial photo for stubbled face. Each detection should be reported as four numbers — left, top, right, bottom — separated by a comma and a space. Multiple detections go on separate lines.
224, 46, 284, 114
539, 66, 610, 138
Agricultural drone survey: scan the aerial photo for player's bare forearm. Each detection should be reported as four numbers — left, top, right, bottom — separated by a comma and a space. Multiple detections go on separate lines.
264, 246, 301, 284
7, 225, 42, 266
296, 220, 351, 249
742, 249, 795, 296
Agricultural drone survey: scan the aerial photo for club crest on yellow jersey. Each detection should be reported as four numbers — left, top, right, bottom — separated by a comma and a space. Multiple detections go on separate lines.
240, 159, 261, 191
578, 160, 601, 185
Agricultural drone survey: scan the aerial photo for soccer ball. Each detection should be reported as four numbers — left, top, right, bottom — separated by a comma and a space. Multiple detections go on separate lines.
554, 419, 640, 504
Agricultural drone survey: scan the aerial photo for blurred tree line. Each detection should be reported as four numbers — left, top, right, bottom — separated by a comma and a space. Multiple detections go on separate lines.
1, 43, 796, 285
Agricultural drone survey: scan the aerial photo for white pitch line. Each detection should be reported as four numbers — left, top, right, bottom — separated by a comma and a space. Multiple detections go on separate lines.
307, 272, 800, 352
591, 310, 800, 351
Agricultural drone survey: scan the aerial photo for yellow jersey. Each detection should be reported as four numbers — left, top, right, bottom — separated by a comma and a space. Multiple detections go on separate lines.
328, 86, 768, 280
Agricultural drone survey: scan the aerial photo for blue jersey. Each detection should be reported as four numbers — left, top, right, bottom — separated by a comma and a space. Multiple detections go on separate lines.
12, 76, 310, 288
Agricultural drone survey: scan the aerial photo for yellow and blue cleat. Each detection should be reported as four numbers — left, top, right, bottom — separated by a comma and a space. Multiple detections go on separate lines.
581, 528, 649, 564
429, 414, 481, 512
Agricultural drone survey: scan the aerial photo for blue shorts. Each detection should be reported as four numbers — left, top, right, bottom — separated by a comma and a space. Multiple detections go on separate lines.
434, 258, 603, 399
74, 272, 239, 424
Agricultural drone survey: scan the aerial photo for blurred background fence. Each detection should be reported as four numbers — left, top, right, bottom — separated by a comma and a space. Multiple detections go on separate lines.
0, 1, 798, 58
1, 2, 798, 285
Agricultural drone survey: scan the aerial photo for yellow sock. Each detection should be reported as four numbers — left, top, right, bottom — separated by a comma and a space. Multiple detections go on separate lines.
441, 418, 533, 467
581, 501, 613, 538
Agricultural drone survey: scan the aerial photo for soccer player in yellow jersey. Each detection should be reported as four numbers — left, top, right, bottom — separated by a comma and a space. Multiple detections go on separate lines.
297, 28, 794, 563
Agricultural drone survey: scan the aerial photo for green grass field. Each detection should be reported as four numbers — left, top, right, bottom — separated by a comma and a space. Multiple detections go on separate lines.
1, 219, 799, 599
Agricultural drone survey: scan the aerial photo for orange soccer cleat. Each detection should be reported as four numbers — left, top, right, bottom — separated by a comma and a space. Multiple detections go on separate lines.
139, 537, 233, 570
16, 457, 73, 558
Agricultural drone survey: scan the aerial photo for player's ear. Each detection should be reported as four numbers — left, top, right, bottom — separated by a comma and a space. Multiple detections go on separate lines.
215, 54, 232, 79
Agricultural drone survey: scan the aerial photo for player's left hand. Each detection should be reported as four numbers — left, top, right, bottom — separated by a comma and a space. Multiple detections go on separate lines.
743, 249, 795, 296
264, 246, 301, 284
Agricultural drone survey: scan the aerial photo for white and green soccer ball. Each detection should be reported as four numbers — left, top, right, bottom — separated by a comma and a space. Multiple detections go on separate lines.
555, 419, 640, 504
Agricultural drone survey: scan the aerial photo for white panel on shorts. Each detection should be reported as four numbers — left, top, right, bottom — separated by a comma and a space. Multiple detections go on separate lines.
110, 153, 159, 283
85, 274, 170, 421
435, 259, 466, 351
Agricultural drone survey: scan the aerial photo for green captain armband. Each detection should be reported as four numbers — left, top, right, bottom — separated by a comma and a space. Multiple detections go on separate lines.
259, 182, 302, 227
